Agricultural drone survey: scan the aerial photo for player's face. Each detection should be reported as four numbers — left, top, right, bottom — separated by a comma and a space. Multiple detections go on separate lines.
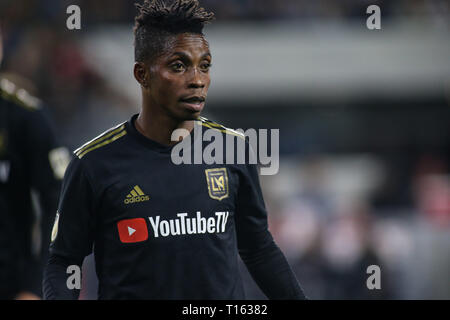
147, 33, 211, 120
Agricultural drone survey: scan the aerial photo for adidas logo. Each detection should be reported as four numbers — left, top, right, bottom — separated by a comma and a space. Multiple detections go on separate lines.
124, 185, 150, 204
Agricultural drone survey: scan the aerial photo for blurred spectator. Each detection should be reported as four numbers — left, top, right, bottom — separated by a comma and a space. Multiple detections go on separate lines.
413, 154, 450, 227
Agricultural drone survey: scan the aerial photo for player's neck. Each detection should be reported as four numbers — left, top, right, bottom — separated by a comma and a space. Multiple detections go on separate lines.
135, 110, 194, 147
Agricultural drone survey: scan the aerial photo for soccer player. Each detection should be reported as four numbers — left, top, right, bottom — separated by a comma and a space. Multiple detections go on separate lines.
0, 27, 70, 299
43, 0, 306, 300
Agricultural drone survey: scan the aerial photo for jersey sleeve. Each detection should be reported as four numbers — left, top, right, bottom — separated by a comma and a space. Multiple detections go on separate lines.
49, 156, 96, 260
235, 143, 307, 300
234, 140, 274, 252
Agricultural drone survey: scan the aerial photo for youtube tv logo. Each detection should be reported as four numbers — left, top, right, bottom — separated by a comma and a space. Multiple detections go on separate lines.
117, 218, 148, 243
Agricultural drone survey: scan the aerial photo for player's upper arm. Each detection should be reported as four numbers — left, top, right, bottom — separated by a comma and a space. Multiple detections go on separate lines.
234, 141, 273, 254
49, 157, 96, 260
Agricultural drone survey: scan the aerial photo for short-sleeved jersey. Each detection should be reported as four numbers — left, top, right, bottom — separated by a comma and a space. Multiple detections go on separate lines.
49, 114, 273, 299
0, 78, 69, 298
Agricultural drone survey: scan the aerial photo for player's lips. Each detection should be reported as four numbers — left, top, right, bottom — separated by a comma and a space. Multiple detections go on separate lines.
179, 96, 206, 112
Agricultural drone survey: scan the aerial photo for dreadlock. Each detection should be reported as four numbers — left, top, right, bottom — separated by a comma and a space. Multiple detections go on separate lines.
134, 0, 215, 63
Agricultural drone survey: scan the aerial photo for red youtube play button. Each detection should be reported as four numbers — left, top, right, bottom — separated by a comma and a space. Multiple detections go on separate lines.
117, 218, 148, 243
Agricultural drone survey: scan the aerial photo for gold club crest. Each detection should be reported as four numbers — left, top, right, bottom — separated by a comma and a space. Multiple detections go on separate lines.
205, 168, 229, 201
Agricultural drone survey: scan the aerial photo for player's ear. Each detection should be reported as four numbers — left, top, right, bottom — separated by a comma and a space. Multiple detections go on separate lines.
134, 62, 149, 88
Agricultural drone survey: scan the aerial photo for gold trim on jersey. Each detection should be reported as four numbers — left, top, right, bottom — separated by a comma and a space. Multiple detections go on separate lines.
75, 123, 127, 159
196, 117, 245, 140
74, 123, 125, 156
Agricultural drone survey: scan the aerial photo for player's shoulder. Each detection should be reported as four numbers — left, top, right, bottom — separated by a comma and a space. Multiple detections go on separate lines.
196, 116, 245, 140
74, 121, 128, 160
0, 77, 42, 111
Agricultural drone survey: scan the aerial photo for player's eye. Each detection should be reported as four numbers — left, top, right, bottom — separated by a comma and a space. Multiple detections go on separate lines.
171, 62, 185, 72
200, 63, 212, 72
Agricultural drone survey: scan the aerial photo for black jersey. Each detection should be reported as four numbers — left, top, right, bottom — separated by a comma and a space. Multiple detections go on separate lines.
44, 114, 305, 300
0, 78, 69, 298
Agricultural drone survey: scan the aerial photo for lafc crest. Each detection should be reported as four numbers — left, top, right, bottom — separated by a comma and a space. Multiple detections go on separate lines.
205, 168, 229, 201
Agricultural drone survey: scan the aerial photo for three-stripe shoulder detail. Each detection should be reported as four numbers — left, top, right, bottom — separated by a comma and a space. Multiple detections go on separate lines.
196, 116, 245, 139
0, 78, 41, 111
74, 123, 127, 159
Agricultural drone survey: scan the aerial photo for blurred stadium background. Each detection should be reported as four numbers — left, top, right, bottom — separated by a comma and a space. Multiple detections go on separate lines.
1, 0, 449, 299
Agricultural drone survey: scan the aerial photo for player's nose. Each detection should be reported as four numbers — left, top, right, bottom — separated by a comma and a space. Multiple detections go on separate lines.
188, 68, 207, 89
